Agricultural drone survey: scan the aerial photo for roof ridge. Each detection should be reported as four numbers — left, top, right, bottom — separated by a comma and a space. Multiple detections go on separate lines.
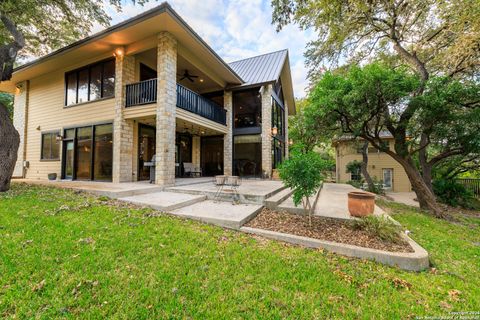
227, 49, 288, 65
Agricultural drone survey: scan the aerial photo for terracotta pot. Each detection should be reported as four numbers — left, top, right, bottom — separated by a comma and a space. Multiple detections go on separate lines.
348, 191, 375, 217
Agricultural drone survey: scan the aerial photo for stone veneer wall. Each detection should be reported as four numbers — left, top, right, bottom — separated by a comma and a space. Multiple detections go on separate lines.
261, 84, 273, 178
112, 53, 135, 183
155, 32, 177, 186
223, 91, 233, 176
12, 81, 29, 177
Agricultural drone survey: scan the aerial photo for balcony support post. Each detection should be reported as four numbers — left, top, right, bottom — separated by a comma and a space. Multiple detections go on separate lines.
112, 53, 135, 183
223, 90, 233, 175
261, 84, 273, 179
155, 32, 177, 186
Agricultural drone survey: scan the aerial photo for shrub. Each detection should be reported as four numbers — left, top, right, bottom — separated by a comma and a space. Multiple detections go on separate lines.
351, 215, 402, 243
279, 151, 326, 225
433, 179, 475, 208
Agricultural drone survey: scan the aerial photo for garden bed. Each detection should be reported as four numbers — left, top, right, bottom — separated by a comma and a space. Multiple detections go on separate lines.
245, 208, 413, 253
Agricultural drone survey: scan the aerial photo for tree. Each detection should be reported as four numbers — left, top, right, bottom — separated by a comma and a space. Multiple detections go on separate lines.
278, 151, 325, 226
272, 0, 480, 81
307, 63, 480, 216
289, 99, 324, 153
0, 0, 142, 191
272, 0, 480, 194
359, 141, 375, 191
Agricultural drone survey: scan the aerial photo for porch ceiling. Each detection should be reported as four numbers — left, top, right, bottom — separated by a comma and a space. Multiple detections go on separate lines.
136, 117, 225, 137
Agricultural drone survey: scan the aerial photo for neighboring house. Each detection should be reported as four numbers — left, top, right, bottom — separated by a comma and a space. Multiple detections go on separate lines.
0, 3, 295, 186
333, 136, 412, 192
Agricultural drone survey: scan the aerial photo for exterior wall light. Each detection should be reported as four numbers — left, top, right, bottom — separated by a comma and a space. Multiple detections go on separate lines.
289, 139, 293, 145
55, 134, 64, 142
271, 126, 278, 137
113, 47, 124, 58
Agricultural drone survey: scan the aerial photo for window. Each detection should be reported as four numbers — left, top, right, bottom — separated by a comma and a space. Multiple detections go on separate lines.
233, 88, 262, 128
271, 97, 284, 138
350, 168, 362, 181
65, 59, 115, 106
234, 135, 262, 177
41, 132, 60, 160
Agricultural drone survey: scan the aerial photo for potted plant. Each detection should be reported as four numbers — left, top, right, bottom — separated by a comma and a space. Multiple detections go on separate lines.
347, 191, 375, 217
47, 173, 57, 181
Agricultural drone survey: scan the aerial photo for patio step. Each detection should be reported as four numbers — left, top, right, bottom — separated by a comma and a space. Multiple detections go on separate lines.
170, 200, 263, 229
265, 187, 293, 209
117, 191, 206, 211
277, 188, 322, 215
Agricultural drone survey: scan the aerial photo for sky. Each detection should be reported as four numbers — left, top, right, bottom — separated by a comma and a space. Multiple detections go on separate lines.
101, 0, 315, 98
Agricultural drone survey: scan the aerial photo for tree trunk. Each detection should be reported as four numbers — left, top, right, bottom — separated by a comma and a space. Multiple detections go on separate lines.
360, 141, 375, 191
400, 158, 444, 217
418, 133, 433, 192
0, 102, 19, 192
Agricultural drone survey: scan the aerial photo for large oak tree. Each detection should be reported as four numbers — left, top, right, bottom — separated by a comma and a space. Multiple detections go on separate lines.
272, 0, 480, 214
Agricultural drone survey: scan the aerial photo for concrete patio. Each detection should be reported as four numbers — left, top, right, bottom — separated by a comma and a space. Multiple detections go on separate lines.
275, 183, 385, 220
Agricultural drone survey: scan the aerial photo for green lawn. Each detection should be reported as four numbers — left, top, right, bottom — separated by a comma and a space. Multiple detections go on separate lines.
1, 184, 479, 319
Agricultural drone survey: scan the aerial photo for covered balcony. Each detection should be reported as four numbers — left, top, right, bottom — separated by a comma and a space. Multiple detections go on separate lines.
125, 80, 227, 125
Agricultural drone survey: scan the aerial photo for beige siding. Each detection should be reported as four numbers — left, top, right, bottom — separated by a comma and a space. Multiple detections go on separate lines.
335, 139, 412, 192
24, 53, 115, 180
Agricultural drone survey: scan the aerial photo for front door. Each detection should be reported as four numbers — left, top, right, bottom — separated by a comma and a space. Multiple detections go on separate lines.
138, 124, 156, 181
383, 168, 393, 190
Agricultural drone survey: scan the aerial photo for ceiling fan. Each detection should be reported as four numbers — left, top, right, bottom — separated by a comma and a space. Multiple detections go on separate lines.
178, 70, 198, 82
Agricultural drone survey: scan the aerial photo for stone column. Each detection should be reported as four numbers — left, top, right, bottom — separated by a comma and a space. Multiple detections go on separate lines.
192, 135, 201, 169
12, 81, 28, 178
223, 90, 233, 176
284, 100, 289, 159
155, 32, 177, 186
261, 84, 273, 178
112, 53, 135, 183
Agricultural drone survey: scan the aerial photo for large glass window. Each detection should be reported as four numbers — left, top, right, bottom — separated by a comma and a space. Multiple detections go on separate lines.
65, 59, 115, 106
94, 124, 113, 181
41, 132, 60, 160
272, 97, 285, 138
233, 88, 262, 128
272, 138, 285, 169
76, 126, 93, 180
234, 135, 262, 177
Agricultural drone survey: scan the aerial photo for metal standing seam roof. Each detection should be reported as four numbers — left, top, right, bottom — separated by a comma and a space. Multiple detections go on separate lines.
228, 49, 288, 87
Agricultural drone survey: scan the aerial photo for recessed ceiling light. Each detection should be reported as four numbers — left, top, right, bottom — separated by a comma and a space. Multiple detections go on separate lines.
199, 78, 204, 83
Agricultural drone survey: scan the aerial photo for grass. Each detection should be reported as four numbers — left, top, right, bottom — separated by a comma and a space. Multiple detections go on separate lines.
0, 184, 479, 319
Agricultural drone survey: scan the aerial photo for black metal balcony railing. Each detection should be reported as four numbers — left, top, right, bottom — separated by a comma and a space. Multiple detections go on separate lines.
125, 80, 226, 125
176, 83, 226, 125
125, 78, 157, 107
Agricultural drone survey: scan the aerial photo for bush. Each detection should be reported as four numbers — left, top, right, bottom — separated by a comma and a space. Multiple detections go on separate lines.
351, 215, 402, 243
278, 151, 326, 225
347, 180, 363, 189
433, 179, 475, 208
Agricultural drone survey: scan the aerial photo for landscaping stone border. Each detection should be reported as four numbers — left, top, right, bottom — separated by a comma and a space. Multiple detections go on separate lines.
240, 226, 429, 271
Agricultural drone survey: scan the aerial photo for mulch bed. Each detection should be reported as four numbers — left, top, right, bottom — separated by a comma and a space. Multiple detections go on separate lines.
245, 208, 414, 253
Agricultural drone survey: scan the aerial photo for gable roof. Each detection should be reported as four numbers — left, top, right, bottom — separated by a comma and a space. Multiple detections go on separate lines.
0, 2, 243, 92
228, 49, 287, 88
228, 49, 295, 114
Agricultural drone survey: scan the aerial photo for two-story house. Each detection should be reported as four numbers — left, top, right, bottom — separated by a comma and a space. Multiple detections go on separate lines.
0, 3, 295, 186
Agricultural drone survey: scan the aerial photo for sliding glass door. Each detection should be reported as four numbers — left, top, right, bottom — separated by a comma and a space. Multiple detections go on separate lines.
62, 123, 113, 181
76, 127, 93, 180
